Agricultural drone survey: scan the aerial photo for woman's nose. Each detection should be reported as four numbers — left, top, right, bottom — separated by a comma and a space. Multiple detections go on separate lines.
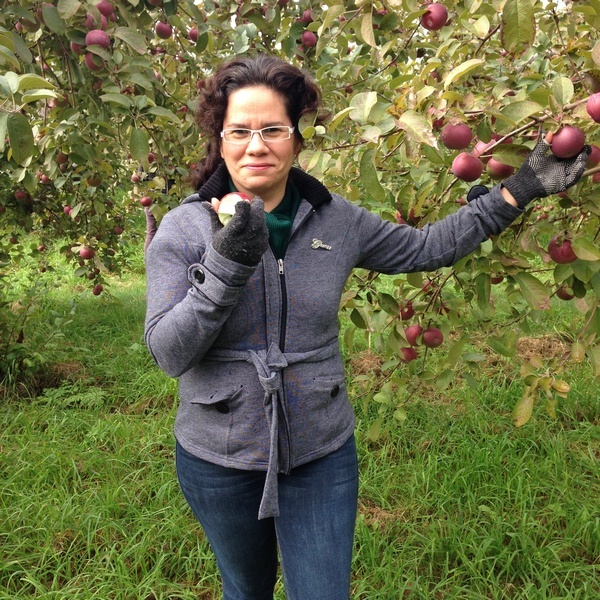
246, 131, 268, 152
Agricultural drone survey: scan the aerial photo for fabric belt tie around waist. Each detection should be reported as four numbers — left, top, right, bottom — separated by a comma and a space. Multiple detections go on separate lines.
204, 340, 339, 519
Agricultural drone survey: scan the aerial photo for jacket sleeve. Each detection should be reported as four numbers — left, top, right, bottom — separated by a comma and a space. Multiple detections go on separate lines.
144, 205, 256, 377
354, 184, 523, 273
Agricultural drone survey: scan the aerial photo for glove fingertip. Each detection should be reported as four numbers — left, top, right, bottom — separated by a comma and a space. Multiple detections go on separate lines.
234, 199, 252, 215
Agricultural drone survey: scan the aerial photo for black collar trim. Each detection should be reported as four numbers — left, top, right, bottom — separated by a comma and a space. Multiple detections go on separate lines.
182, 164, 332, 209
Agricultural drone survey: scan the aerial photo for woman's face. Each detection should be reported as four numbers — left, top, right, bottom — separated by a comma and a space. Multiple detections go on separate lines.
220, 85, 301, 211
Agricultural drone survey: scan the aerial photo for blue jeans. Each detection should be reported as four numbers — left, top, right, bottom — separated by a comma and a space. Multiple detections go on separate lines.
175, 435, 359, 600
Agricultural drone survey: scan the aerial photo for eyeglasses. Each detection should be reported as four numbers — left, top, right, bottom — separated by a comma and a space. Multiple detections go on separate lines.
220, 126, 295, 144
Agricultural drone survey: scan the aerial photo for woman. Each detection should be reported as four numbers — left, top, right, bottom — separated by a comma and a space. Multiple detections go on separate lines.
144, 55, 588, 599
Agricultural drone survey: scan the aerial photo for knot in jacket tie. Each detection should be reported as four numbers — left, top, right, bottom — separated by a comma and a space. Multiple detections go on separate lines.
205, 340, 340, 520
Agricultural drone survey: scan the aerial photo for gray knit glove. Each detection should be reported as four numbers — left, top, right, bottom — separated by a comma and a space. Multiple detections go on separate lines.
204, 198, 269, 267
503, 135, 590, 209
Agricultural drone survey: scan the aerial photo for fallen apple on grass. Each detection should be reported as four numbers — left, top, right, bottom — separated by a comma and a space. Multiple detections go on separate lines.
217, 192, 252, 226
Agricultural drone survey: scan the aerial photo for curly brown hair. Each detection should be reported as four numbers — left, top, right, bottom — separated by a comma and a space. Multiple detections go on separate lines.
189, 54, 328, 190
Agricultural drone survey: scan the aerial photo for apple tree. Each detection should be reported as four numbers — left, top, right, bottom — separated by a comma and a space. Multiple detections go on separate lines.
0, 0, 598, 422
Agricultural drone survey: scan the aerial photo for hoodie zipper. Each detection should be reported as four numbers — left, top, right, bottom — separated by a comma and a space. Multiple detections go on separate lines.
277, 258, 287, 351
276, 257, 291, 474
274, 209, 315, 475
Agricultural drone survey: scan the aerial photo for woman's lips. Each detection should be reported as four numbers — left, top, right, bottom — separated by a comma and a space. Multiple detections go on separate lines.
245, 163, 272, 170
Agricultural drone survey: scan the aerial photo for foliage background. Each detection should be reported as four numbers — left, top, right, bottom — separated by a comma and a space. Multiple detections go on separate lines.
1, 1, 599, 597
1, 1, 599, 411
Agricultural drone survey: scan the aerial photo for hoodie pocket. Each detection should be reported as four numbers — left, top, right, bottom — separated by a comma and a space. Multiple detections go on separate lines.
189, 384, 244, 414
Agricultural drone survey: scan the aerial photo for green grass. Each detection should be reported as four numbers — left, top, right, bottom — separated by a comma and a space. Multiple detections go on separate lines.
1, 247, 598, 599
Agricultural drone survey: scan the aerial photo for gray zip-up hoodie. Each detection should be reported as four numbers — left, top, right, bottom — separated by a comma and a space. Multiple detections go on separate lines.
144, 164, 522, 519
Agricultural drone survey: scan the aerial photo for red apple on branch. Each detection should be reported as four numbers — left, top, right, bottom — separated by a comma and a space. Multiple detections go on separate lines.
441, 123, 472, 150
405, 324, 423, 346
84, 52, 105, 71
487, 158, 514, 179
423, 327, 444, 348
586, 92, 600, 123
80, 246, 95, 260
548, 236, 577, 264
301, 30, 317, 48
85, 29, 110, 49
155, 21, 173, 39
95, 1, 114, 18
400, 301, 415, 320
452, 153, 483, 182
587, 145, 600, 167
400, 347, 418, 363
555, 286, 574, 301
420, 3, 448, 31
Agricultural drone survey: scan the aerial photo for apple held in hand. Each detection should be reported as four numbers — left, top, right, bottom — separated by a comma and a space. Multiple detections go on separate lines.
550, 126, 585, 159
217, 192, 252, 226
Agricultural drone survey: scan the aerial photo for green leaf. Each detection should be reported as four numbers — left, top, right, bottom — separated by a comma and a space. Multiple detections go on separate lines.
488, 330, 517, 358
319, 4, 344, 32
395, 110, 438, 148
572, 237, 600, 261
100, 94, 133, 109
0, 46, 20, 69
21, 90, 60, 103
435, 369, 455, 391
0, 110, 8, 153
350, 308, 368, 329
57, 0, 82, 19
129, 127, 149, 167
387, 327, 405, 356
350, 91, 378, 124
473, 16, 490, 38
18, 74, 55, 91
571, 260, 600, 284
113, 27, 148, 55
571, 340, 586, 363
475, 272, 492, 314
368, 416, 384, 442
500, 101, 543, 125
10, 30, 33, 64
514, 272, 550, 310
444, 59, 485, 90
378, 292, 399, 316
512, 391, 534, 427
360, 148, 386, 203
7, 112, 34, 164
587, 344, 600, 378
146, 106, 181, 123
3, 72, 19, 94
463, 372, 479, 391
41, 3, 66, 35
360, 12, 376, 48
445, 336, 468, 367
393, 407, 407, 421
128, 73, 155, 92
328, 107, 354, 132
501, 0, 536, 56
0, 33, 15, 53
552, 76, 574, 106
